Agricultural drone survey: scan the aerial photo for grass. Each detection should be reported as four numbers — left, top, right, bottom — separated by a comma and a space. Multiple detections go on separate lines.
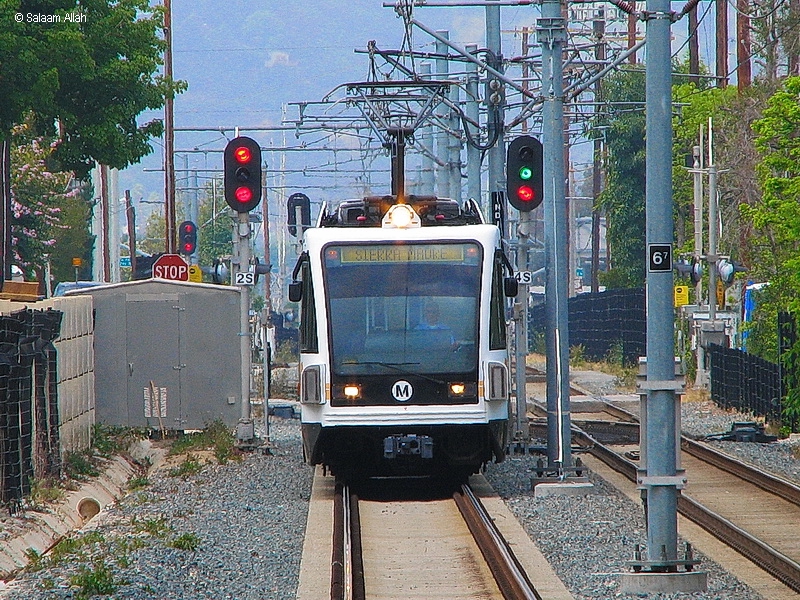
131, 516, 171, 538
169, 532, 201, 551
168, 420, 241, 464
127, 476, 150, 491
567, 343, 638, 391
29, 477, 65, 506
69, 558, 123, 599
168, 454, 203, 479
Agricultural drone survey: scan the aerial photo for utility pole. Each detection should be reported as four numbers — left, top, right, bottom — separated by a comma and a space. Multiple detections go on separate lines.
689, 3, 700, 86
163, 0, 176, 253
716, 0, 729, 87
419, 62, 436, 194
736, 0, 751, 87
485, 2, 505, 222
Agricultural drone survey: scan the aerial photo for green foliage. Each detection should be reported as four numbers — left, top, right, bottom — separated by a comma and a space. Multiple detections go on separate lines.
746, 76, 800, 421
64, 451, 100, 480
9, 119, 85, 279
1, 0, 185, 178
69, 558, 121, 599
595, 68, 646, 287
49, 531, 106, 566
127, 476, 150, 491
168, 454, 203, 479
131, 516, 171, 537
169, 532, 201, 551
138, 209, 166, 256
197, 180, 234, 269
29, 477, 65, 506
168, 420, 240, 464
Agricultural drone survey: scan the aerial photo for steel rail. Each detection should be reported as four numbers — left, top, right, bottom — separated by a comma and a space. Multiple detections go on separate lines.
571, 426, 800, 593
454, 484, 542, 600
681, 437, 800, 507
331, 482, 365, 600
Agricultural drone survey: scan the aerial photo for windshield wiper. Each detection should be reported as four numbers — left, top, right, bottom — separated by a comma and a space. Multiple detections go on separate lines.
345, 361, 445, 385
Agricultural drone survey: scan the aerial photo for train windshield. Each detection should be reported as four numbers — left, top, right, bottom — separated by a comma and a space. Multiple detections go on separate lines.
323, 242, 482, 375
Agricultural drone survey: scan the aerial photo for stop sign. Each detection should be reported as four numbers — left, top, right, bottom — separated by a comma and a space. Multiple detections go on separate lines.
152, 254, 189, 281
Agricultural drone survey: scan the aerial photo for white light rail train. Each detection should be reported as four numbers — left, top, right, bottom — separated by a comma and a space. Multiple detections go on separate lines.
289, 194, 517, 480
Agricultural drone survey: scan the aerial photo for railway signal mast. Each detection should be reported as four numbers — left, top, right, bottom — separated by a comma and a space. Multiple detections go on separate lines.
224, 135, 262, 446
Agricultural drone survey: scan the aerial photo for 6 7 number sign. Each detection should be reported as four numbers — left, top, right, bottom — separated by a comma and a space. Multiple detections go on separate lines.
648, 244, 672, 272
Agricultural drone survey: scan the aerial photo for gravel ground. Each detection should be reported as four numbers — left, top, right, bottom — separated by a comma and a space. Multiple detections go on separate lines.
0, 418, 313, 600
484, 370, 794, 600
2, 385, 797, 599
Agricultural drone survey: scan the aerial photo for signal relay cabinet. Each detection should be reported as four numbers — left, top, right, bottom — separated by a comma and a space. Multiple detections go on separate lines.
72, 280, 243, 430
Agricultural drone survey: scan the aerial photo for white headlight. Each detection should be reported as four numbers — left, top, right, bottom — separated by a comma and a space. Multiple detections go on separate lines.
382, 204, 421, 228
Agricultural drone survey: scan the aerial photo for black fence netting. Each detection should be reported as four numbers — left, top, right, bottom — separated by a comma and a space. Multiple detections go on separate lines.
708, 344, 784, 423
530, 288, 646, 364
0, 308, 63, 505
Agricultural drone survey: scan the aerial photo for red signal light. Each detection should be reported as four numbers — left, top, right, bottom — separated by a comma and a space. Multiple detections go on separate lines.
235, 186, 253, 203
234, 146, 252, 163
517, 185, 534, 203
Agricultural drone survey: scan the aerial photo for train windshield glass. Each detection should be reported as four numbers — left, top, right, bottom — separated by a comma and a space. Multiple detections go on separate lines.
323, 242, 482, 375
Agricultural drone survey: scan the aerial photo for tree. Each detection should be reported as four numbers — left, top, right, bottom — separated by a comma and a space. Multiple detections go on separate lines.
196, 180, 233, 269
1, 0, 182, 176
746, 76, 800, 420
594, 67, 647, 288
9, 120, 84, 280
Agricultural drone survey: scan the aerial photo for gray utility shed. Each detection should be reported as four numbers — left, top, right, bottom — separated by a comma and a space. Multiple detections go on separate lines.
73, 279, 243, 430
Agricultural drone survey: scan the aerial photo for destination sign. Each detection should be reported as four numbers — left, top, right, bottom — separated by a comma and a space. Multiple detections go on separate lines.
336, 244, 469, 264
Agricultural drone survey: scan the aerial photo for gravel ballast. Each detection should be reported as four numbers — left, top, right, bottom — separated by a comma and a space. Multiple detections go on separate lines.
2, 393, 796, 599
0, 418, 313, 600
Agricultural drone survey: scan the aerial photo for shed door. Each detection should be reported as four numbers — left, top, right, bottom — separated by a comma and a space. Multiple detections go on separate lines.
125, 293, 182, 429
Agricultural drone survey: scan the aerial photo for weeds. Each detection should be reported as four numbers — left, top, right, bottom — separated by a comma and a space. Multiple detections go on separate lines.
48, 531, 106, 567
69, 558, 122, 598
131, 516, 171, 538
168, 454, 203, 479
127, 476, 149, 491
168, 420, 241, 464
29, 478, 65, 506
169, 532, 201, 551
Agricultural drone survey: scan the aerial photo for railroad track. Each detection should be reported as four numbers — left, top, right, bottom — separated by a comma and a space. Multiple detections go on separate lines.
331, 480, 542, 600
535, 397, 800, 593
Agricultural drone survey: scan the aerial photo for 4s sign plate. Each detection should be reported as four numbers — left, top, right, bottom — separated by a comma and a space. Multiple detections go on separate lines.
648, 244, 672, 272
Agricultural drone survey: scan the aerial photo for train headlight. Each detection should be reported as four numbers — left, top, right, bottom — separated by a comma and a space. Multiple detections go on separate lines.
448, 382, 476, 398
343, 384, 361, 400
382, 204, 421, 229
450, 383, 466, 396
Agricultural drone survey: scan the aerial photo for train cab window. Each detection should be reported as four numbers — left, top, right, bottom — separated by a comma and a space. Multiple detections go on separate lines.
299, 258, 318, 353
323, 242, 482, 376
489, 252, 507, 350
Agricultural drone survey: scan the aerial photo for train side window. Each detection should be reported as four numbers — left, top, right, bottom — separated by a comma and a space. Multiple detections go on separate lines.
489, 252, 507, 350
299, 259, 318, 353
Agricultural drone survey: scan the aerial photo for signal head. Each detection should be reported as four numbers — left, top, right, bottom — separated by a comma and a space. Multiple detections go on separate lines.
224, 136, 262, 212
178, 220, 197, 256
506, 135, 543, 212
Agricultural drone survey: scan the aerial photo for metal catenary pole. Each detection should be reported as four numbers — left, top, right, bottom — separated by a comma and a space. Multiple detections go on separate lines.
435, 32, 451, 200
464, 44, 481, 206
539, 0, 572, 473
643, 0, 680, 568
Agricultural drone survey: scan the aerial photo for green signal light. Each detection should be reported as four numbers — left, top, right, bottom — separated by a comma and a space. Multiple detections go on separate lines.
519, 166, 533, 180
